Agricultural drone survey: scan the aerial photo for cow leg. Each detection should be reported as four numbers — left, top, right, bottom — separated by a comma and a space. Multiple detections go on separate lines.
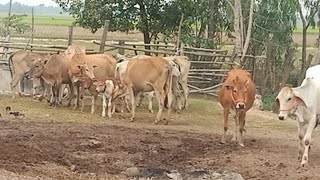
55, 84, 61, 107
102, 94, 107, 117
91, 94, 97, 114
238, 112, 246, 147
165, 89, 173, 123
66, 83, 74, 107
301, 115, 317, 167
147, 92, 154, 113
74, 83, 80, 109
153, 89, 165, 124
298, 121, 307, 161
231, 110, 238, 142
128, 85, 136, 122
19, 77, 25, 96
107, 96, 112, 118
125, 94, 131, 112
79, 87, 85, 112
32, 78, 37, 99
221, 109, 229, 144
180, 82, 189, 110
10, 73, 24, 99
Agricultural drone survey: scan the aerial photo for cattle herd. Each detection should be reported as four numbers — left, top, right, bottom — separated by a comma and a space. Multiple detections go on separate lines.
6, 44, 320, 167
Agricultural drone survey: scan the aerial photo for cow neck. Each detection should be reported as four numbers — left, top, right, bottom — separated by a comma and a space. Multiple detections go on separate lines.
279, 98, 298, 113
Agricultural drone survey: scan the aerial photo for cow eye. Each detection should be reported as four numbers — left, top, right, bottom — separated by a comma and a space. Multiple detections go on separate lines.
233, 89, 237, 93
288, 98, 291, 101
86, 69, 89, 72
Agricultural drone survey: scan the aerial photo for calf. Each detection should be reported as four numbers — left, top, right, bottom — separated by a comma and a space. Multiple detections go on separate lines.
94, 77, 127, 118
276, 78, 320, 166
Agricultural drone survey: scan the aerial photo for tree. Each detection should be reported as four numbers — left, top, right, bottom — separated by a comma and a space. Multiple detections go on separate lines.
225, 0, 254, 66
55, 0, 171, 53
297, 0, 320, 83
0, 14, 31, 37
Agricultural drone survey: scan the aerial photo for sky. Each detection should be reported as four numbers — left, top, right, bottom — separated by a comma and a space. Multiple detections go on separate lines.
0, 0, 58, 7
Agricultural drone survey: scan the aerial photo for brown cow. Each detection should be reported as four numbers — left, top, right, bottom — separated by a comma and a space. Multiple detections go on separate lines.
68, 53, 117, 109
27, 54, 75, 107
8, 50, 51, 99
219, 69, 256, 147
123, 57, 173, 124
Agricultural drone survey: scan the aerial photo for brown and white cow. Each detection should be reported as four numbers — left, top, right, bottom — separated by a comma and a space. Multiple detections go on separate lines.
68, 53, 117, 109
219, 69, 256, 147
93, 77, 128, 118
123, 56, 173, 124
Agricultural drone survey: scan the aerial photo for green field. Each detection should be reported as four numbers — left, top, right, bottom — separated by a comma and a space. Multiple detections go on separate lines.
0, 13, 75, 26
0, 13, 319, 34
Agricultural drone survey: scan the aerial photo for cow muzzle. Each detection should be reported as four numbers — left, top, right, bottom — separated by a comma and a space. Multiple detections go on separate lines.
235, 101, 246, 109
278, 111, 288, 120
278, 116, 284, 120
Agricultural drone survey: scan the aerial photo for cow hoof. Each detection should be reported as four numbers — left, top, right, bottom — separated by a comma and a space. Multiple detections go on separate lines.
149, 110, 154, 114
231, 137, 237, 142
153, 121, 159, 125
220, 140, 226, 144
130, 117, 134, 122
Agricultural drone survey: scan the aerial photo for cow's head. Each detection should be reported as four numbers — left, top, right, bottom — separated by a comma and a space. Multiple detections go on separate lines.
276, 87, 306, 120
84, 62, 97, 79
93, 80, 114, 93
225, 76, 250, 109
27, 58, 48, 78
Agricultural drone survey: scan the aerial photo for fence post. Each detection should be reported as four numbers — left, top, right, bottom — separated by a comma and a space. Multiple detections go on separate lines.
68, 26, 73, 46
99, 20, 110, 53
118, 40, 125, 55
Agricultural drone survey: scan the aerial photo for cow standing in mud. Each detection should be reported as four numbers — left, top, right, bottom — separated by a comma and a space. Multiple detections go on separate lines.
219, 69, 256, 147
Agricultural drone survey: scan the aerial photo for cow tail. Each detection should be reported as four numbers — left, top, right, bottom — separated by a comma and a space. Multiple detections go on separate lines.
164, 65, 173, 109
8, 52, 15, 78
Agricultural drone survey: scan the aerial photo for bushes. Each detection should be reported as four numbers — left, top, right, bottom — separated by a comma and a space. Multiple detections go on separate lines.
262, 92, 277, 111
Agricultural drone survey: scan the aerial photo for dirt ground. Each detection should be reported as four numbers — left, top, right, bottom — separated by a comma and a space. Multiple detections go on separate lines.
0, 95, 320, 180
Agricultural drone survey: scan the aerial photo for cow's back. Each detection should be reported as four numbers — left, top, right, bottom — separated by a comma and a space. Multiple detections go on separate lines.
124, 57, 170, 92
219, 69, 256, 110
86, 54, 117, 78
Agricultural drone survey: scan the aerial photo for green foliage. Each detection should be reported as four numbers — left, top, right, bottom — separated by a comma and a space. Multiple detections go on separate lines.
263, 92, 277, 111
0, 14, 31, 36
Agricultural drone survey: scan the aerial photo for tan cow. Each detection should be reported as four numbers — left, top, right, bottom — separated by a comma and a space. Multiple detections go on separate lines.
8, 50, 51, 99
115, 54, 187, 112
163, 56, 191, 110
219, 69, 256, 147
27, 54, 75, 107
68, 53, 117, 109
123, 56, 173, 124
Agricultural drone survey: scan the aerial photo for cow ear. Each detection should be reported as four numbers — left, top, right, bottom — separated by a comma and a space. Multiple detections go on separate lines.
245, 80, 250, 87
93, 65, 98, 68
294, 96, 307, 108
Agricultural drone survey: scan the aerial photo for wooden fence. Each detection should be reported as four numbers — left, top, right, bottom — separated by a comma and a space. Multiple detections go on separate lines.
94, 40, 236, 97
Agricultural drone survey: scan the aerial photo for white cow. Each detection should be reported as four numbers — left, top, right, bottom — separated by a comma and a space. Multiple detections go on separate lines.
305, 64, 320, 80
276, 78, 320, 166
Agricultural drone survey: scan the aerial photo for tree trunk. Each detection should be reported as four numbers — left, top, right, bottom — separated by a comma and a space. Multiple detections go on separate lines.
207, 0, 215, 49
299, 27, 308, 84
261, 34, 273, 96
195, 19, 206, 48
233, 0, 242, 66
279, 46, 295, 90
137, 0, 151, 55
240, 0, 254, 64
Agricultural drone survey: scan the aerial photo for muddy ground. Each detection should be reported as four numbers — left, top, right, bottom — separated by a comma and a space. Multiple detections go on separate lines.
0, 120, 319, 180
0, 96, 320, 179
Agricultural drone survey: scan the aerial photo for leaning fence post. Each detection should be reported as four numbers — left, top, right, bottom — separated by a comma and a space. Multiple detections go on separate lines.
99, 20, 110, 53
68, 26, 73, 46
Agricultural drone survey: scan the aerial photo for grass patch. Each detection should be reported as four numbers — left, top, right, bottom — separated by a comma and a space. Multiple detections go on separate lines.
0, 13, 74, 26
